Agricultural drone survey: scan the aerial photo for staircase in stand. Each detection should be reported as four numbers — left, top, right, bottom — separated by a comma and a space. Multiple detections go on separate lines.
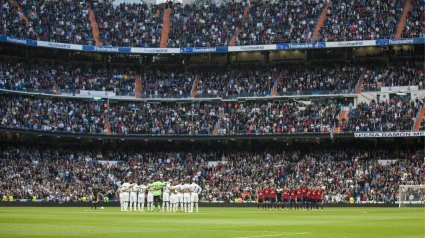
190, 74, 201, 98
413, 108, 425, 131
229, 7, 249, 46
394, 0, 412, 39
89, 9, 103, 46
135, 74, 141, 98
333, 109, 348, 134
9, 0, 40, 40
311, 2, 332, 42
160, 8, 172, 48
101, 113, 111, 135
355, 69, 367, 94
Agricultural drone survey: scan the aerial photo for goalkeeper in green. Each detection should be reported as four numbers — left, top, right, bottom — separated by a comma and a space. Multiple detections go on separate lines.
148, 180, 167, 212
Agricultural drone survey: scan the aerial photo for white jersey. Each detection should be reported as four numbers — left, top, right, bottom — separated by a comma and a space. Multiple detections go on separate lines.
163, 182, 171, 193
130, 184, 138, 193
137, 185, 147, 194
175, 184, 183, 194
121, 182, 131, 192
182, 184, 191, 194
189, 183, 202, 194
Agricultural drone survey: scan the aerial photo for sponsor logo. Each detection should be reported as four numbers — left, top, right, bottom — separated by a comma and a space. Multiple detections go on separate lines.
47, 43, 71, 49
142, 48, 168, 53
240, 46, 265, 51
389, 39, 414, 45
94, 47, 119, 52
6, 37, 26, 44
192, 47, 217, 53
288, 43, 315, 49
337, 41, 364, 47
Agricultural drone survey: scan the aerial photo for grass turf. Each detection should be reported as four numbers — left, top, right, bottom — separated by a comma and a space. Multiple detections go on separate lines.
0, 207, 423, 238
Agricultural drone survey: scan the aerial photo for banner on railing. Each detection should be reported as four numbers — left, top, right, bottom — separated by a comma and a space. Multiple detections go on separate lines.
79, 90, 116, 97
0, 35, 423, 54
355, 132, 425, 138
326, 40, 376, 48
277, 42, 326, 50
180, 46, 228, 53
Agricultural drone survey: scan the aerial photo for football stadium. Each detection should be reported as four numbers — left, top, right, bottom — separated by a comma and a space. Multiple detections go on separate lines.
0, 0, 424, 237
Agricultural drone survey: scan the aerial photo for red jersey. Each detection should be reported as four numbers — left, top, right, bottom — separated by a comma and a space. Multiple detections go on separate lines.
263, 188, 270, 198
269, 188, 276, 198
283, 189, 289, 199
317, 189, 323, 199
302, 187, 308, 197
290, 190, 296, 199
312, 190, 317, 199
307, 190, 312, 198
257, 190, 264, 200
296, 189, 302, 198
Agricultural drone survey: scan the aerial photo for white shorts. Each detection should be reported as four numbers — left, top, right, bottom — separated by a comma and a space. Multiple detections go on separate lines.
119, 193, 124, 202
163, 192, 170, 202
170, 194, 177, 203
183, 193, 190, 203
138, 195, 145, 203
177, 193, 183, 203
130, 192, 137, 202
147, 193, 154, 202
123, 192, 129, 202
190, 193, 199, 203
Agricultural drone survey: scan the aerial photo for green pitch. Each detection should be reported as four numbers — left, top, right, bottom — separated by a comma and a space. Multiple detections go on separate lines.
0, 207, 423, 238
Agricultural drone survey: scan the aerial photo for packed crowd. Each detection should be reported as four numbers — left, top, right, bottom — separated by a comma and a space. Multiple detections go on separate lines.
238, 0, 326, 45
361, 59, 425, 91
94, 2, 164, 47
0, 144, 423, 203
168, 2, 243, 47
274, 62, 361, 95
215, 99, 339, 135
139, 66, 194, 98
18, 0, 93, 44
105, 101, 220, 135
400, 0, 425, 39
0, 0, 424, 47
195, 64, 277, 98
322, 0, 399, 42
338, 96, 424, 132
0, 95, 105, 133
0, 59, 137, 95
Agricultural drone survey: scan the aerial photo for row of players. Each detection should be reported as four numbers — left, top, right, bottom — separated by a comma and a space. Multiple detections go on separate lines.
257, 185, 324, 211
118, 180, 202, 213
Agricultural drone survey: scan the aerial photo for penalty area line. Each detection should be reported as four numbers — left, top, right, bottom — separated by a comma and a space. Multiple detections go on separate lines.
234, 232, 309, 238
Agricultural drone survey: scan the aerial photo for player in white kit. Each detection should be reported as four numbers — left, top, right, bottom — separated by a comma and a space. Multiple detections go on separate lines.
121, 181, 131, 212
147, 186, 154, 212
129, 182, 138, 212
118, 185, 124, 211
175, 182, 184, 212
189, 182, 202, 213
162, 181, 171, 212
169, 182, 178, 212
183, 183, 191, 212
137, 183, 147, 212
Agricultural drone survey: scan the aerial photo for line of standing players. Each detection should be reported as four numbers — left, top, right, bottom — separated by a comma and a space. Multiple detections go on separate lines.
257, 185, 324, 211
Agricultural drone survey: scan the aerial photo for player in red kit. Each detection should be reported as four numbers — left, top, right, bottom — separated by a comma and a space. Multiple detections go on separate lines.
282, 187, 289, 210
257, 187, 264, 210
296, 186, 302, 210
269, 186, 277, 210
289, 188, 296, 210
312, 187, 318, 211
316, 186, 324, 211
306, 186, 313, 210
263, 186, 270, 210
302, 185, 308, 210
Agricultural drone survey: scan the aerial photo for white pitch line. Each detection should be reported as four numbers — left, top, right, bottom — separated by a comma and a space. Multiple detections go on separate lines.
235, 232, 309, 238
